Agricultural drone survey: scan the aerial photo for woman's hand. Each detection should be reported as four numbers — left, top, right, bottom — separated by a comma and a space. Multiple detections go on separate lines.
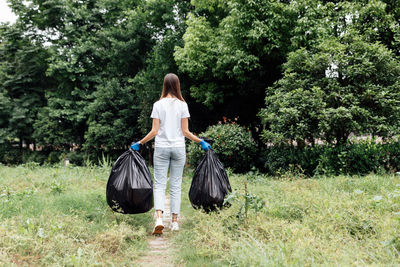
199, 139, 211, 151
130, 142, 141, 151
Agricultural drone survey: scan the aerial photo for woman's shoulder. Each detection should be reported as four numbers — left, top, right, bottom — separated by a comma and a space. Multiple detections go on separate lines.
156, 97, 187, 105
153, 99, 167, 106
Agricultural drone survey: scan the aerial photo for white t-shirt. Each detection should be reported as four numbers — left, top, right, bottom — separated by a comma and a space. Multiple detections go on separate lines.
150, 98, 190, 147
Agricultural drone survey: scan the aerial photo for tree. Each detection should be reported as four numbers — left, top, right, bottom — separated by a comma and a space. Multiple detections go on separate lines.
260, 1, 400, 146
174, 0, 297, 126
0, 92, 12, 142
132, 0, 194, 134
8, 0, 159, 150
9, 0, 195, 151
84, 79, 139, 151
0, 23, 50, 148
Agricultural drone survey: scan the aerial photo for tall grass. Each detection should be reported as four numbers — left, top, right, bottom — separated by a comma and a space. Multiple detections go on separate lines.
0, 165, 152, 266
173, 172, 400, 266
2, 164, 399, 266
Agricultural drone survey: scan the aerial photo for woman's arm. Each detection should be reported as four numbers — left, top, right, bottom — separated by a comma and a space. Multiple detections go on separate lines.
139, 118, 160, 144
181, 118, 202, 143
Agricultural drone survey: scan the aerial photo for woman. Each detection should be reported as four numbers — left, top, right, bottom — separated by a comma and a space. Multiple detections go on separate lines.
130, 73, 211, 235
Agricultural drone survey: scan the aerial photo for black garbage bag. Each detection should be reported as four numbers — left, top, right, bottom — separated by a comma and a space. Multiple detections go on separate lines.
189, 149, 232, 212
106, 149, 153, 214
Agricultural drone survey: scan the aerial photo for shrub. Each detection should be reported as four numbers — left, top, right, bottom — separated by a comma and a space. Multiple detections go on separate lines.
259, 145, 321, 176
64, 151, 88, 166
259, 139, 400, 176
187, 122, 257, 173
0, 143, 126, 167
0, 142, 23, 165
22, 150, 48, 164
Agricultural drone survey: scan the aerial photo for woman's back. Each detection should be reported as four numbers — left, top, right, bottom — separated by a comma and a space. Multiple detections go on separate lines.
130, 73, 210, 235
151, 98, 190, 147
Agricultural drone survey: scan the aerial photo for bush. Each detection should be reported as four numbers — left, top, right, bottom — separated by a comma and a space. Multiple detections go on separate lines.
22, 150, 48, 164
259, 145, 321, 176
0, 142, 127, 167
63, 151, 88, 166
187, 122, 257, 173
0, 143, 23, 165
259, 139, 400, 176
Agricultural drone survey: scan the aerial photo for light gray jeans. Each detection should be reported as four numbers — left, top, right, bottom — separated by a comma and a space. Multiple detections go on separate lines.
153, 146, 186, 216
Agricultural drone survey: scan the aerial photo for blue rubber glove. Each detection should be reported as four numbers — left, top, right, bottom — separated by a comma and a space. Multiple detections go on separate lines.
130, 142, 141, 151
199, 139, 211, 151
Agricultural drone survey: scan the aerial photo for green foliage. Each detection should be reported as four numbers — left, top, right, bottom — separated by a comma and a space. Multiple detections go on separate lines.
259, 139, 400, 176
30, 0, 154, 149
98, 153, 112, 170
0, 23, 50, 145
0, 142, 23, 165
2, 0, 195, 154
131, 0, 192, 134
224, 181, 266, 226
174, 0, 296, 124
22, 150, 50, 165
50, 179, 65, 194
85, 79, 139, 150
2, 0, 400, 174
0, 92, 11, 141
175, 172, 400, 265
187, 122, 257, 172
260, 1, 400, 145
64, 151, 88, 166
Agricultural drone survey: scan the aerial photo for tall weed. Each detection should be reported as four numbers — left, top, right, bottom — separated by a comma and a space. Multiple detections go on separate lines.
0, 165, 152, 265
173, 173, 400, 266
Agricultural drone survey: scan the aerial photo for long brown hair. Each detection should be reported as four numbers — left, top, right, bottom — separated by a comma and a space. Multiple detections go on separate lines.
160, 73, 185, 101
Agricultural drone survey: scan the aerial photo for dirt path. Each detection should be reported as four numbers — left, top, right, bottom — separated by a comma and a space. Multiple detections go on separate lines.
138, 196, 178, 267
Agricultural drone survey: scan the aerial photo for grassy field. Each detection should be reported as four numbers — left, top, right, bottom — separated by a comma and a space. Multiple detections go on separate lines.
174, 171, 400, 266
0, 163, 153, 266
1, 164, 400, 266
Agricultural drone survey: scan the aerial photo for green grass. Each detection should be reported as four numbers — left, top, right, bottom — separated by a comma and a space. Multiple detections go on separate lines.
0, 164, 153, 266
2, 164, 400, 266
173, 171, 400, 266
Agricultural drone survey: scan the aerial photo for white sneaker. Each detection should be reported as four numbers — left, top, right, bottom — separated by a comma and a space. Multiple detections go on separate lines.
171, 221, 179, 231
152, 218, 164, 235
